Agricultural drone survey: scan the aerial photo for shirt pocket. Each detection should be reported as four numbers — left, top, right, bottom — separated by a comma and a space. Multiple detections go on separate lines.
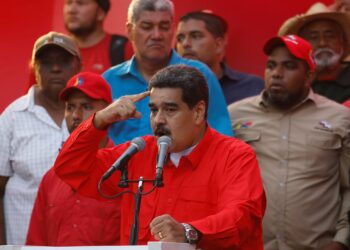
235, 129, 261, 143
305, 131, 341, 176
177, 186, 218, 221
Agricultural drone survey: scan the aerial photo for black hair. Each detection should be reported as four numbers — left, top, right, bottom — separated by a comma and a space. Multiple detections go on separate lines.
149, 65, 209, 118
179, 11, 228, 38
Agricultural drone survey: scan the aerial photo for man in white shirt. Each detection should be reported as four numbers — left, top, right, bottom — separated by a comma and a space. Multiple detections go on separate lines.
0, 31, 81, 245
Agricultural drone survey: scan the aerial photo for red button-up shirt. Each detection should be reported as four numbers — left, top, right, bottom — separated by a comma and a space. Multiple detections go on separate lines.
54, 117, 265, 249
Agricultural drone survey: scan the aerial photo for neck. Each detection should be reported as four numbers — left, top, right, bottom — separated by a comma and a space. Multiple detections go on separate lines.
211, 62, 224, 79
136, 54, 170, 82
71, 27, 106, 48
35, 86, 65, 111
316, 63, 343, 81
99, 136, 109, 148
34, 86, 65, 126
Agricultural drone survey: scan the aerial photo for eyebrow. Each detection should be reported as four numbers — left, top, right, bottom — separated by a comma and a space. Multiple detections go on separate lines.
148, 102, 178, 108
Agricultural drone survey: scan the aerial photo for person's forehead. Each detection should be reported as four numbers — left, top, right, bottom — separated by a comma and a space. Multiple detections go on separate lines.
268, 46, 300, 61
36, 46, 72, 59
150, 88, 182, 102
66, 89, 95, 102
178, 19, 207, 32
137, 10, 173, 23
301, 19, 343, 33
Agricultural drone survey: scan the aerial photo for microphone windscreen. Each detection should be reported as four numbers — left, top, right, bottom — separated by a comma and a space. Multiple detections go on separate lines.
157, 136, 172, 149
131, 137, 146, 151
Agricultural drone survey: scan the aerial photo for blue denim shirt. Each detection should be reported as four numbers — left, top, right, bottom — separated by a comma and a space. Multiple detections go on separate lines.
103, 50, 233, 145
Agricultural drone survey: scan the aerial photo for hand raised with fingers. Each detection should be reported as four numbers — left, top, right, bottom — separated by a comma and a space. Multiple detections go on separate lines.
94, 91, 150, 130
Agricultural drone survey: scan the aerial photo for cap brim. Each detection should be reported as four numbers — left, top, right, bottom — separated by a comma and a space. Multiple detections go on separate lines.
263, 37, 285, 55
34, 43, 79, 60
60, 86, 110, 103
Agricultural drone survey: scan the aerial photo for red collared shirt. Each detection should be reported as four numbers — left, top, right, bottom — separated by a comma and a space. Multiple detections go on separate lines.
55, 116, 265, 249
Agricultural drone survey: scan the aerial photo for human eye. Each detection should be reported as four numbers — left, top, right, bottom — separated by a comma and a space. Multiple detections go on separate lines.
66, 104, 74, 112
285, 61, 298, 70
192, 32, 203, 40
83, 103, 93, 110
176, 34, 185, 43
164, 106, 177, 114
140, 22, 153, 31
265, 61, 275, 70
149, 106, 158, 115
160, 23, 170, 31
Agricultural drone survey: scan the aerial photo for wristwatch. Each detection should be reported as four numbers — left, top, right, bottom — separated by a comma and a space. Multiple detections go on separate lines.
182, 223, 199, 244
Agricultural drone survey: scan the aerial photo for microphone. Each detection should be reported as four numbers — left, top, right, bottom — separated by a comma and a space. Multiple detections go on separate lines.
102, 137, 146, 181
154, 136, 172, 187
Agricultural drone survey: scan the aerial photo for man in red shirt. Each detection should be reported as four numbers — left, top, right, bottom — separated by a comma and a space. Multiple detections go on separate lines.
64, 0, 132, 74
54, 65, 265, 249
26, 72, 120, 246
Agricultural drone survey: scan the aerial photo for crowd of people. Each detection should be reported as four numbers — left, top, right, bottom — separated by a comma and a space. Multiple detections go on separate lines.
1, 0, 350, 249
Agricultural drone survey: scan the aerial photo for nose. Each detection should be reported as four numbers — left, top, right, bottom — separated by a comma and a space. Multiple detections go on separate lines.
153, 110, 166, 125
65, 1, 78, 13
50, 62, 63, 73
317, 35, 328, 48
271, 65, 283, 79
71, 107, 83, 121
151, 27, 163, 40
181, 36, 192, 48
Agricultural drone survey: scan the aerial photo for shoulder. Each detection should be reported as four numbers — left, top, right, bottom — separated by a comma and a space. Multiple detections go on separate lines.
228, 95, 260, 112
313, 93, 350, 113
226, 66, 264, 82
2, 94, 30, 116
103, 60, 131, 79
170, 51, 214, 77
211, 129, 256, 156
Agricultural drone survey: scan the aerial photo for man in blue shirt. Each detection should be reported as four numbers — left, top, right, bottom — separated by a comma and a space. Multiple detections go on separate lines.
176, 11, 264, 105
103, 0, 232, 145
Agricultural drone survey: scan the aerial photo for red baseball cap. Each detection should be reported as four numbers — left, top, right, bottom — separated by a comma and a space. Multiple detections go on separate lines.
60, 72, 112, 104
263, 35, 316, 70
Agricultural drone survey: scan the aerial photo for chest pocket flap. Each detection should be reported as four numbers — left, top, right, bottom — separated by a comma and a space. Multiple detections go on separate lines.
235, 129, 261, 143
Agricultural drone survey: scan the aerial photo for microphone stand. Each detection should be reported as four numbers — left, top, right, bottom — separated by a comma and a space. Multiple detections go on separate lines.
119, 166, 129, 188
129, 177, 144, 245
99, 170, 164, 245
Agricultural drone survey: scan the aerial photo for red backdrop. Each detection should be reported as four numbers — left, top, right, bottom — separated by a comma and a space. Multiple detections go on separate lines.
0, 0, 332, 112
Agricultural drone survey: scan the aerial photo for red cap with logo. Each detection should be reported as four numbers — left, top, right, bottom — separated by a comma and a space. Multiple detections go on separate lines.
60, 72, 113, 104
263, 35, 316, 70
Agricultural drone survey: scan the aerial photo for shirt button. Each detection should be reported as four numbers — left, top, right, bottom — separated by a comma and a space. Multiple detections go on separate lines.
76, 199, 80, 204
73, 224, 78, 228
279, 182, 285, 187
281, 135, 287, 140
167, 198, 172, 203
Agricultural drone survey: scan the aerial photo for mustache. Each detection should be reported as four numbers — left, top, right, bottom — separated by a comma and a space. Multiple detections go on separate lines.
313, 47, 338, 57
154, 125, 171, 137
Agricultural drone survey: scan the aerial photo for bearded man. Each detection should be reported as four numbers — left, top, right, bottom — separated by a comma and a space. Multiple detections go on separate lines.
279, 2, 350, 103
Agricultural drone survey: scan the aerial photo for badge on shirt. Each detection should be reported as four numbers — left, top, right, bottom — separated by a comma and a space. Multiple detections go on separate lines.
315, 120, 333, 131
233, 121, 252, 130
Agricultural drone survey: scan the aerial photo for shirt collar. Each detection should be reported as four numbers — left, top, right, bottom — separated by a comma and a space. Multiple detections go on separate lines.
180, 125, 215, 170
115, 50, 177, 78
15, 85, 36, 112
220, 63, 239, 81
258, 89, 318, 111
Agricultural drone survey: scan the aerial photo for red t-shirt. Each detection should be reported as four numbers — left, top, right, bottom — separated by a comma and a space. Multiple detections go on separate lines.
54, 116, 266, 250
79, 33, 112, 75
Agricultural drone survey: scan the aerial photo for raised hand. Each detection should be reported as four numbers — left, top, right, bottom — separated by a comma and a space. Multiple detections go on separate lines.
93, 91, 150, 130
